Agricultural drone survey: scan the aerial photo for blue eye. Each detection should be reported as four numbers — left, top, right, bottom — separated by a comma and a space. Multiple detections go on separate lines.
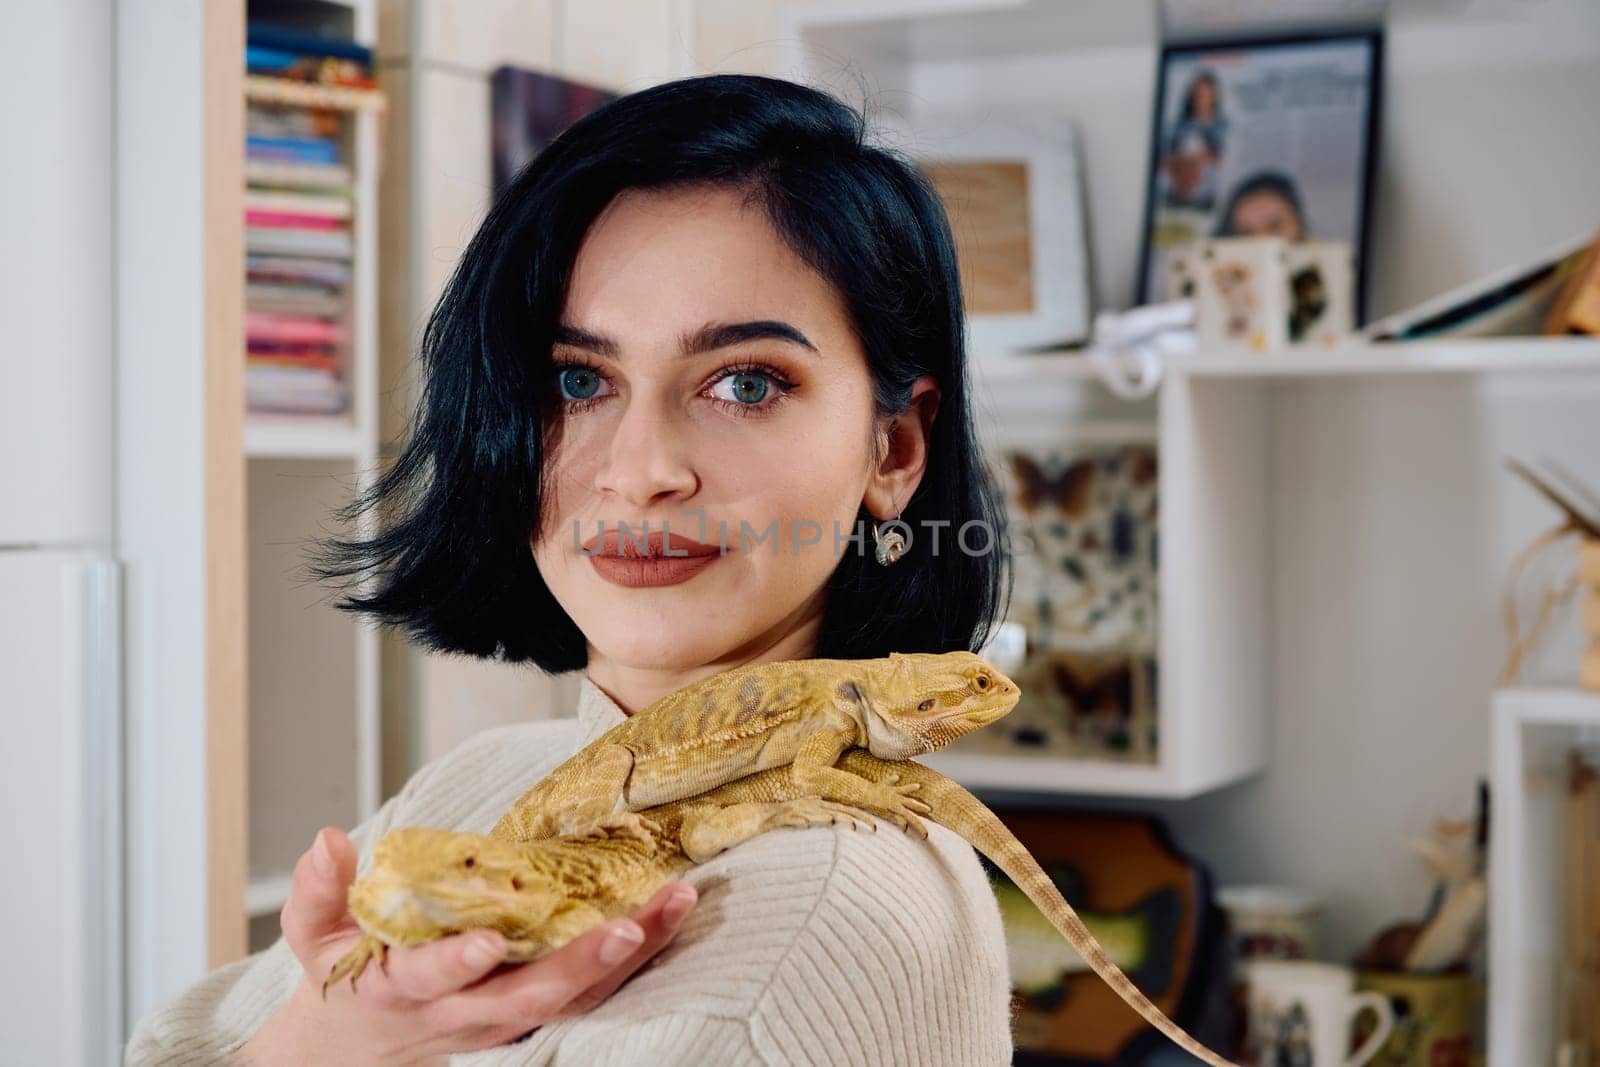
712, 372, 770, 405
557, 366, 603, 400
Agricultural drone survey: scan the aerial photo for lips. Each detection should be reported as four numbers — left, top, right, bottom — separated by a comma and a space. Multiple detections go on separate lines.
581, 526, 724, 559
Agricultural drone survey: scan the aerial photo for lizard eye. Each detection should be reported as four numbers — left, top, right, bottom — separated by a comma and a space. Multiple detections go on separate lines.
918, 698, 935, 711
463, 855, 476, 869
975, 674, 990, 690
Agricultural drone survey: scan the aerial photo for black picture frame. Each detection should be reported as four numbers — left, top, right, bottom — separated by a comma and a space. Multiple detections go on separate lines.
1135, 27, 1383, 325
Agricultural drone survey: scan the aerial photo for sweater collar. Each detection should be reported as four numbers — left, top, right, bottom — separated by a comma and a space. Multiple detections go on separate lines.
576, 672, 630, 746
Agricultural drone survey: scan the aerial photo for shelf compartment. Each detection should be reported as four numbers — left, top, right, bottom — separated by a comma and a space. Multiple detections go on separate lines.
245, 413, 366, 458
1488, 687, 1600, 1067
244, 870, 293, 917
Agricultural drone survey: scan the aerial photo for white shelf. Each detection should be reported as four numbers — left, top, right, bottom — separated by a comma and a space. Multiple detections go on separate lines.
1488, 687, 1600, 1067
1171, 337, 1600, 380
245, 414, 366, 459
244, 870, 294, 917
923, 750, 1187, 798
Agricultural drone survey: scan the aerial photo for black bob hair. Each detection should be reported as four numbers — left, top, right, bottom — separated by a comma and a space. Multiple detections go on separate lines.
308, 73, 1013, 674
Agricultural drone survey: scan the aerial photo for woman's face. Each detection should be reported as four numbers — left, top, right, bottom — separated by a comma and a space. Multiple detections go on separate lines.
1191, 79, 1217, 120
1229, 189, 1303, 241
530, 184, 932, 676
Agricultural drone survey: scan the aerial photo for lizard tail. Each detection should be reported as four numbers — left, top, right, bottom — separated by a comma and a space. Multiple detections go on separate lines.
840, 753, 1243, 1067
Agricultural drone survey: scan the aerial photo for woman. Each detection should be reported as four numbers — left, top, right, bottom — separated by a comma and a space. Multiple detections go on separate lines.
1161, 69, 1227, 210
126, 73, 1016, 1064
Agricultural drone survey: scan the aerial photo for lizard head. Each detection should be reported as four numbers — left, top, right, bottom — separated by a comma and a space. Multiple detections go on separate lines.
346, 827, 565, 948
848, 650, 1020, 759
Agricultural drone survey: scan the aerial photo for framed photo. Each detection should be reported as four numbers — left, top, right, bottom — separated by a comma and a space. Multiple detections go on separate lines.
490, 66, 618, 198
909, 111, 1092, 352
1136, 29, 1383, 324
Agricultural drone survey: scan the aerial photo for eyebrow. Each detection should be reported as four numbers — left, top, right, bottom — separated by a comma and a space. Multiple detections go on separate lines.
552, 319, 819, 359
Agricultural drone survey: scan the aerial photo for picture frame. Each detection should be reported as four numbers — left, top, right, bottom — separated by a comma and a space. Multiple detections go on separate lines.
490, 66, 618, 199
908, 110, 1092, 352
1135, 28, 1383, 325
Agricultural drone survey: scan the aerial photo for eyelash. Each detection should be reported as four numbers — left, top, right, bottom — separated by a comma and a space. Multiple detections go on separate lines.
549, 357, 797, 418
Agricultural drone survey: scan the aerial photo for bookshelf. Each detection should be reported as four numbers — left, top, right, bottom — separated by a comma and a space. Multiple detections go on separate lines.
241, 0, 383, 947
781, 0, 1600, 813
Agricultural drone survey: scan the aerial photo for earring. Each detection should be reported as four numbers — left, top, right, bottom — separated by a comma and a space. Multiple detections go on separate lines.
873, 507, 907, 567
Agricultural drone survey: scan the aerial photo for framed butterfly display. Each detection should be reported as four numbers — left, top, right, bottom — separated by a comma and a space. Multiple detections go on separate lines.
968, 442, 1160, 764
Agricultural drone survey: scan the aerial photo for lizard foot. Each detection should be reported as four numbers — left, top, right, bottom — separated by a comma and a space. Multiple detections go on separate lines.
568, 810, 664, 851
871, 773, 932, 839
323, 933, 387, 998
770, 796, 878, 834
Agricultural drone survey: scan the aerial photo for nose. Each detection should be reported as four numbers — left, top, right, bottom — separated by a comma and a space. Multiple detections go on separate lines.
592, 393, 699, 508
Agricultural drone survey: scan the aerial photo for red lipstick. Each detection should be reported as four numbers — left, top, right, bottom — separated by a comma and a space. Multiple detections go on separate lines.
582, 526, 725, 589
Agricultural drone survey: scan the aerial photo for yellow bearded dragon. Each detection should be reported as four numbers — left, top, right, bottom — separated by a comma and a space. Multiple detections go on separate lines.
488, 651, 1017, 845
326, 652, 1238, 1066
328, 752, 1238, 1067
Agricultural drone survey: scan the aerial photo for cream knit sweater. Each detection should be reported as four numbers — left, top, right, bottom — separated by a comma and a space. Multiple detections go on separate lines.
126, 673, 1017, 1065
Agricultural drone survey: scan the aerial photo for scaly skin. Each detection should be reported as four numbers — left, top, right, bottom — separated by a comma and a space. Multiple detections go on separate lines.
487, 651, 1018, 845
329, 755, 1238, 1067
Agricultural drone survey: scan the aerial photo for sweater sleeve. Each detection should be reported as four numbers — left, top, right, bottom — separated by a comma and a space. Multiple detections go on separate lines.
122, 738, 478, 1066
491, 820, 1015, 1067
744, 824, 1016, 1067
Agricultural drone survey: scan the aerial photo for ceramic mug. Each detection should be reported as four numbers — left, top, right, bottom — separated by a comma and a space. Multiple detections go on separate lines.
1244, 960, 1394, 1066
1219, 884, 1322, 966
1352, 970, 1477, 1067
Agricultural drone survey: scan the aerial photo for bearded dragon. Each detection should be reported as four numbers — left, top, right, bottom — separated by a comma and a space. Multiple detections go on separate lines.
328, 751, 1237, 1067
488, 651, 1017, 845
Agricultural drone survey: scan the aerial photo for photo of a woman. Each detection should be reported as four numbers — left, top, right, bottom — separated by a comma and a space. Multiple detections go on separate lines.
125, 74, 1017, 1063
1213, 170, 1309, 241
1160, 69, 1227, 210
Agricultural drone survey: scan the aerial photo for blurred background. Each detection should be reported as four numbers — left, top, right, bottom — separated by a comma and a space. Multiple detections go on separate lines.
4, 0, 1600, 1063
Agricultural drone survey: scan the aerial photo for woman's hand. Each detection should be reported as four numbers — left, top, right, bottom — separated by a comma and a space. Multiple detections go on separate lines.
240, 826, 698, 1066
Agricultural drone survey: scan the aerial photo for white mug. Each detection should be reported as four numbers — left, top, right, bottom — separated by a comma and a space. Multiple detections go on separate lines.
1244, 960, 1394, 1066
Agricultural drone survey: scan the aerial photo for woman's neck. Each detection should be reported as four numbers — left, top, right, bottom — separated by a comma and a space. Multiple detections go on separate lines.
584, 613, 823, 717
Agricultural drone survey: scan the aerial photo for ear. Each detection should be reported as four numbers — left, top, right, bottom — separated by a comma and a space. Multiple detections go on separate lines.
863, 374, 940, 520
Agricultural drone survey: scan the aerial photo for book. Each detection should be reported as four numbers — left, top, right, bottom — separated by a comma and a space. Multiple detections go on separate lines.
246, 313, 346, 346
246, 254, 351, 288
1544, 229, 1600, 336
247, 283, 346, 317
246, 22, 373, 66
244, 159, 352, 189
1361, 233, 1594, 341
246, 226, 352, 259
244, 210, 346, 230
246, 134, 338, 166
244, 190, 351, 219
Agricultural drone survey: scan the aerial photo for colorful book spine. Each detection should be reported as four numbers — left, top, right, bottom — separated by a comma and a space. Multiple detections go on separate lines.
247, 134, 338, 165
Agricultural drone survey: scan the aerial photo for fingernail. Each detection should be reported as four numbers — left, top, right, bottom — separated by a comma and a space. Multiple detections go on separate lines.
599, 924, 645, 965
464, 933, 503, 969
311, 830, 335, 880
663, 888, 695, 924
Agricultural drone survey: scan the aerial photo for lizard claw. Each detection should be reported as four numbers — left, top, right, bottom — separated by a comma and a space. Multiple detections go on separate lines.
873, 780, 931, 839
569, 811, 663, 851
323, 934, 386, 998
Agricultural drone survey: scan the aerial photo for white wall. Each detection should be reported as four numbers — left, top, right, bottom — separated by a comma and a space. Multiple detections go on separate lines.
114, 0, 214, 1033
